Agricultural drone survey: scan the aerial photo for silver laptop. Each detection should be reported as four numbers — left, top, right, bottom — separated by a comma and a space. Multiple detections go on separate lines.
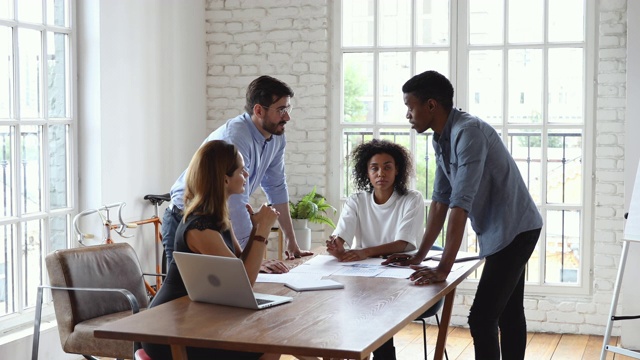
173, 252, 292, 310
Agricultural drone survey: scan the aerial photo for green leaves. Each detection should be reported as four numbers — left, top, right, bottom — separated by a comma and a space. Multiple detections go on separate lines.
289, 186, 337, 228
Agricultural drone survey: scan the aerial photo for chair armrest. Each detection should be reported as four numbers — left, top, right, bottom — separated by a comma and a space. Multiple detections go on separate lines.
32, 285, 140, 360
142, 272, 167, 278
40, 285, 141, 314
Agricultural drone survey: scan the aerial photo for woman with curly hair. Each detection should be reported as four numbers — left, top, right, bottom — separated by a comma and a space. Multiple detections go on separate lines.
326, 139, 424, 360
326, 138, 424, 262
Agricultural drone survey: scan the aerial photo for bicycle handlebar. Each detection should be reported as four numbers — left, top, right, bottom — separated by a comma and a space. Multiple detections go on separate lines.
73, 202, 127, 244
74, 196, 165, 244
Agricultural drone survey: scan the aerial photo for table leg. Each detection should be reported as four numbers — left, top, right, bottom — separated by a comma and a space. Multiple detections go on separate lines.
171, 344, 188, 359
434, 288, 455, 360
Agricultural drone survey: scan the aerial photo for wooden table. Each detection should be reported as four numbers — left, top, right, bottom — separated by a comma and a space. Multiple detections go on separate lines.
95, 257, 483, 360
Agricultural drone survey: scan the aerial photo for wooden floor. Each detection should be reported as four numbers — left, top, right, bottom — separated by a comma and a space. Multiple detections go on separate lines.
280, 323, 633, 360
104, 323, 635, 360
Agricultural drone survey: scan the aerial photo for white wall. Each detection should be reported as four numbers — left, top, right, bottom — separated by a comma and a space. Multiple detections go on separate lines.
77, 0, 206, 267
622, 0, 640, 350
7, 1, 207, 359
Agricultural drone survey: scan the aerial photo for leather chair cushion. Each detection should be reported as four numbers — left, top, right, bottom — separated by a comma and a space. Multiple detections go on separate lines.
64, 310, 142, 359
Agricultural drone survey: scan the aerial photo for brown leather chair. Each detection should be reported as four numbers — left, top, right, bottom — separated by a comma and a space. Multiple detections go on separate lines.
32, 243, 149, 360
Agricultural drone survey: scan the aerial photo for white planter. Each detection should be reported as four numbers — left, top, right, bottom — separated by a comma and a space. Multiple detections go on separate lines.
292, 219, 312, 251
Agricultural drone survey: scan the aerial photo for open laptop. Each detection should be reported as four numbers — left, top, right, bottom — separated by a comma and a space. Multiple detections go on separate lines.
173, 252, 292, 310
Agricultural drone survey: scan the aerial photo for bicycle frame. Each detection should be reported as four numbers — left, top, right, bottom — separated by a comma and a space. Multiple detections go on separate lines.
116, 206, 164, 293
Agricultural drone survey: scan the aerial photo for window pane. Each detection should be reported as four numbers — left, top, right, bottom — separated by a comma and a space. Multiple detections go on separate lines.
343, 128, 373, 197
526, 243, 541, 283
546, 130, 582, 205
47, 32, 68, 118
343, 53, 373, 124
46, 0, 67, 27
379, 0, 411, 46
20, 125, 43, 214
22, 219, 43, 307
416, 51, 449, 77
0, 125, 14, 217
379, 129, 410, 146
508, 49, 542, 124
508, 0, 543, 43
545, 210, 580, 284
49, 124, 68, 209
50, 214, 68, 251
379, 52, 410, 123
469, 0, 503, 45
508, 130, 542, 203
0, 224, 16, 315
17, 0, 42, 23
0, 27, 11, 119
468, 50, 503, 124
548, 48, 583, 124
0, 0, 11, 19
549, 0, 584, 42
416, 0, 449, 46
18, 29, 42, 119
343, 0, 374, 46
416, 132, 436, 200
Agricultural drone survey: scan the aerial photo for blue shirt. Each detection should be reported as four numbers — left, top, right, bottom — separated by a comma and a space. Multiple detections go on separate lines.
170, 113, 289, 247
432, 108, 543, 257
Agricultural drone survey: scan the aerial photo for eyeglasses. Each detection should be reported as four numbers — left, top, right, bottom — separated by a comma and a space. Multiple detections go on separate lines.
262, 104, 293, 117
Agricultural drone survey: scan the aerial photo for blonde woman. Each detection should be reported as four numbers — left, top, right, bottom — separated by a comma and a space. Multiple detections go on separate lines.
142, 140, 281, 360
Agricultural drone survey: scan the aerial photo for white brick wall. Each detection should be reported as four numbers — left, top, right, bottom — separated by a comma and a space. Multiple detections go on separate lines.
205, 0, 630, 336
205, 0, 330, 207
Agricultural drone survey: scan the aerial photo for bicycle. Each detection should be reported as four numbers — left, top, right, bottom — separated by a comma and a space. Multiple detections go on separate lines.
72, 194, 170, 297
117, 194, 170, 291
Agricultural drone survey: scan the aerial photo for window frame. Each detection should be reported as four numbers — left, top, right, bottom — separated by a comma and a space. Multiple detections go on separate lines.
0, 0, 77, 333
330, 0, 596, 296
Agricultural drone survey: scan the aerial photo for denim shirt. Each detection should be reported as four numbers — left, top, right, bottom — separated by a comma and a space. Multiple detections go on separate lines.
170, 113, 289, 247
432, 109, 543, 257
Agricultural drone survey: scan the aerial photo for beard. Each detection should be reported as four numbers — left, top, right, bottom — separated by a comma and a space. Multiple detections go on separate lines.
262, 119, 286, 135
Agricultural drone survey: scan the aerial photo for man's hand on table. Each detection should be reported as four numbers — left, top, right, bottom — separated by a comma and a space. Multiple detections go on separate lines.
260, 259, 290, 274
284, 242, 313, 260
408, 265, 448, 285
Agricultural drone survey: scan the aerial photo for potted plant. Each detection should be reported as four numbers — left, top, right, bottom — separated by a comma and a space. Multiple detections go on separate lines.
289, 186, 336, 250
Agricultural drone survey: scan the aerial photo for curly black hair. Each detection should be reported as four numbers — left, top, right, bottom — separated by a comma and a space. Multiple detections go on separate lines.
351, 139, 413, 196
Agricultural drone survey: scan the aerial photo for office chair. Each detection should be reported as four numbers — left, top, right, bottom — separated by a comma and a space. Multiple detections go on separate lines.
32, 243, 150, 360
414, 244, 449, 360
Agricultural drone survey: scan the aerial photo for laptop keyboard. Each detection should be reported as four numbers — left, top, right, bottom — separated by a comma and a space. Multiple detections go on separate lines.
256, 298, 274, 305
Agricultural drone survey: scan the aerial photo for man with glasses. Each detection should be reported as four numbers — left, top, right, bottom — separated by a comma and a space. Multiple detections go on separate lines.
163, 75, 312, 272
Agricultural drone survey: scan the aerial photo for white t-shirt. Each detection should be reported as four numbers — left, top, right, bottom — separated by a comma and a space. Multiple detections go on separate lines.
332, 189, 425, 251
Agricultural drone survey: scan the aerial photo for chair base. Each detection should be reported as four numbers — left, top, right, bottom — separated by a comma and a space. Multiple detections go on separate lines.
135, 348, 153, 360
417, 314, 449, 360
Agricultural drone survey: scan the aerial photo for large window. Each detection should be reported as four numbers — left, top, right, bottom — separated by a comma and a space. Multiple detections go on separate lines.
0, 0, 75, 330
337, 0, 592, 291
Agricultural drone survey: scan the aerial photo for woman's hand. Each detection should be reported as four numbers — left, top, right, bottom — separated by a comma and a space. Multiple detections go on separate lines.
246, 204, 279, 237
325, 235, 345, 258
336, 249, 367, 262
381, 253, 424, 266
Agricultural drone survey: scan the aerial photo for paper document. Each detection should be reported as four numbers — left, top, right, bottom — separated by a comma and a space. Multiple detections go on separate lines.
333, 264, 385, 277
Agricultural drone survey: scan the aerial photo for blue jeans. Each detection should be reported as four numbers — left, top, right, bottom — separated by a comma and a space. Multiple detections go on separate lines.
161, 206, 183, 269
468, 228, 541, 360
